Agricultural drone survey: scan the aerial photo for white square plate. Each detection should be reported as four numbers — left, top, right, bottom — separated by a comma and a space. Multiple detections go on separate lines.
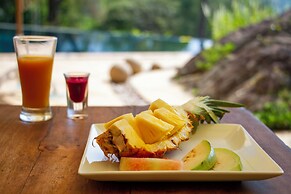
78, 124, 283, 181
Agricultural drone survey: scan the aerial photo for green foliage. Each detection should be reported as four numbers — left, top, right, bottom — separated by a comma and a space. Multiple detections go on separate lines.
255, 90, 291, 130
22, 0, 48, 25
203, 0, 275, 40
0, 1, 16, 23
0, 0, 219, 37
0, 0, 283, 39
1, 0, 288, 44
57, 0, 104, 30
100, 0, 180, 35
196, 43, 235, 70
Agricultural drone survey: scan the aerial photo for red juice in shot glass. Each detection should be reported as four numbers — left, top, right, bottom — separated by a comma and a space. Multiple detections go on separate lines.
64, 72, 90, 120
66, 76, 88, 102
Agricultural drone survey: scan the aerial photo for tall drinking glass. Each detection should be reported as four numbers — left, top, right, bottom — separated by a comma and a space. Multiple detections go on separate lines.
13, 36, 57, 122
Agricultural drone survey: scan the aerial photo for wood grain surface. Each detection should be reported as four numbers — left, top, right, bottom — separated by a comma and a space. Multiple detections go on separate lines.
0, 105, 290, 194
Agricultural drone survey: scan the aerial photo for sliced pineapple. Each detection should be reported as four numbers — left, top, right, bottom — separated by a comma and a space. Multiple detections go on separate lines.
149, 98, 176, 113
135, 111, 174, 144
96, 96, 243, 159
153, 107, 185, 137
104, 113, 136, 129
141, 109, 154, 115
109, 119, 145, 155
97, 116, 190, 158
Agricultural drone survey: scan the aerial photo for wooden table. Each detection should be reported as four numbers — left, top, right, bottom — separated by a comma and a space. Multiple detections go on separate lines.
0, 105, 290, 194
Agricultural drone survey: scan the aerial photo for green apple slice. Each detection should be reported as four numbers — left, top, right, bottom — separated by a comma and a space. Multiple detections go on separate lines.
182, 140, 216, 170
212, 148, 242, 171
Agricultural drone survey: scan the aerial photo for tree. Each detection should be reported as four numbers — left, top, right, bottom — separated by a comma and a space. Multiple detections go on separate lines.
48, 0, 62, 24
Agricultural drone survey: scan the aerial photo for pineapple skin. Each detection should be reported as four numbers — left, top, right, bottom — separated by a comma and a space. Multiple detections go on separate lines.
96, 130, 170, 158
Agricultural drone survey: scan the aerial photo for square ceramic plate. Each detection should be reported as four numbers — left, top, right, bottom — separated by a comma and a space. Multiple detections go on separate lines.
78, 124, 283, 181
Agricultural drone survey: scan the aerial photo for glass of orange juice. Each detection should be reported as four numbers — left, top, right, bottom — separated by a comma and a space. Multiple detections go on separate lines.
13, 36, 57, 122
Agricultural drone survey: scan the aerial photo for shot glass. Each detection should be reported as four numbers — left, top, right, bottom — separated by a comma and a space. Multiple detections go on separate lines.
64, 72, 90, 120
13, 35, 57, 122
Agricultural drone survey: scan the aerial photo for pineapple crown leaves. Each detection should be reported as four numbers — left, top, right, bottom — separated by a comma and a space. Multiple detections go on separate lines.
181, 96, 243, 124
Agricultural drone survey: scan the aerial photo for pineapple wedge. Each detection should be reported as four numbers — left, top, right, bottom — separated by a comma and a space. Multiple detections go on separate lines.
153, 107, 185, 137
109, 119, 145, 154
149, 98, 176, 113
104, 113, 136, 129
135, 111, 174, 144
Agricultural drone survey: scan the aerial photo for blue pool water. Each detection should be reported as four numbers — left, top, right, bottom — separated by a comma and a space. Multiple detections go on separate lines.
0, 24, 211, 54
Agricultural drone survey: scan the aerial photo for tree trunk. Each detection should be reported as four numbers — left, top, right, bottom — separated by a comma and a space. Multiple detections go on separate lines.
198, 0, 207, 50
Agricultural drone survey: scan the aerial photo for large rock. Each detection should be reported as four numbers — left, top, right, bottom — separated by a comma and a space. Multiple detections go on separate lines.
176, 10, 291, 111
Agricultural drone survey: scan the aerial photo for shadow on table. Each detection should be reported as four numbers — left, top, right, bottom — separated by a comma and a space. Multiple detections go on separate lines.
86, 180, 261, 193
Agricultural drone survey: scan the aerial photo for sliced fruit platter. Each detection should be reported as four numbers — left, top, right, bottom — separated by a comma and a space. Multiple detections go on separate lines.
95, 96, 243, 171
78, 96, 284, 181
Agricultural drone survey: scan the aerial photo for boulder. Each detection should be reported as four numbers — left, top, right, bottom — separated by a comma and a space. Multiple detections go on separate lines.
176, 9, 291, 111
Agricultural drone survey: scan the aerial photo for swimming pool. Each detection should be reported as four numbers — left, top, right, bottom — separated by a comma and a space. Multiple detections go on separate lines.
0, 23, 211, 54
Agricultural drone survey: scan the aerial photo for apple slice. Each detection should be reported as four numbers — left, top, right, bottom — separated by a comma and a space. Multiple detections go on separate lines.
182, 140, 216, 170
212, 148, 242, 171
119, 157, 183, 171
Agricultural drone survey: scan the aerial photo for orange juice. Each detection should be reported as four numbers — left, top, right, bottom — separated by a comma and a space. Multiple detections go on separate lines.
17, 55, 53, 108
